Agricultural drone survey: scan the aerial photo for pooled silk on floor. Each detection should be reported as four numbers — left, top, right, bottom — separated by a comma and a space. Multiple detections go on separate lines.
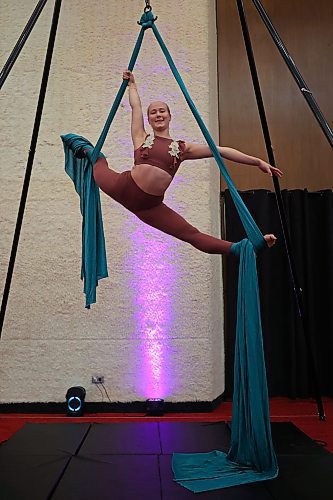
172, 240, 278, 493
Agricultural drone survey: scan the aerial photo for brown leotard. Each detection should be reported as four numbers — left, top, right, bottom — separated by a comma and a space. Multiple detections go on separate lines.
91, 137, 233, 255
134, 134, 186, 177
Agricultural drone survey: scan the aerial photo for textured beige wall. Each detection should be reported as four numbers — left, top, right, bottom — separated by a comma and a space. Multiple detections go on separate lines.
0, 0, 224, 403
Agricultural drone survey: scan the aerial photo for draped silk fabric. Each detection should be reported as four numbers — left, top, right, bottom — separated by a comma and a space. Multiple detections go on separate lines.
61, 134, 108, 308
172, 240, 278, 492
61, 23, 144, 308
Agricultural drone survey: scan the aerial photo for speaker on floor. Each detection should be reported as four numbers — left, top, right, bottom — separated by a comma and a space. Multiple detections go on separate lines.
65, 386, 86, 417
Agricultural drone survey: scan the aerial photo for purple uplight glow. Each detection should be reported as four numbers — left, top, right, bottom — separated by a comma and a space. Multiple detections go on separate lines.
127, 221, 178, 399
119, 59, 190, 399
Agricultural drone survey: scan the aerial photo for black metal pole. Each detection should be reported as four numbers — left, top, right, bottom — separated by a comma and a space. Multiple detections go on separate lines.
0, 0, 62, 339
236, 0, 325, 420
0, 0, 49, 90
252, 0, 333, 149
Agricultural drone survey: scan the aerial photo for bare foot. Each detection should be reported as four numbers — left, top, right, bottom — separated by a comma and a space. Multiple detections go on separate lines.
264, 234, 277, 248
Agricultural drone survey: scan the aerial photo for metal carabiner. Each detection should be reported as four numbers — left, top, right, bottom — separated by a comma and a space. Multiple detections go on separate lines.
144, 0, 152, 12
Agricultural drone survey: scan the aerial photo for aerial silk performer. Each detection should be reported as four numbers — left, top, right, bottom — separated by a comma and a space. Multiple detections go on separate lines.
62, 5, 281, 493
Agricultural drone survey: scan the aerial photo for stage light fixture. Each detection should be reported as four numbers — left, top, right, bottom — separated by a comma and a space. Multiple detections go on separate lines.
146, 398, 165, 416
66, 386, 86, 417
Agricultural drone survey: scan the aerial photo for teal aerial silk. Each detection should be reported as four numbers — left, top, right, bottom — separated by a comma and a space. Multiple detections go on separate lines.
62, 26, 145, 308
172, 240, 278, 492
142, 10, 278, 492
61, 134, 108, 308
62, 8, 278, 490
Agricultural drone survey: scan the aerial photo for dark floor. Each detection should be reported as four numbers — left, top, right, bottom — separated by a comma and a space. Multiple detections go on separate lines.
0, 420, 333, 499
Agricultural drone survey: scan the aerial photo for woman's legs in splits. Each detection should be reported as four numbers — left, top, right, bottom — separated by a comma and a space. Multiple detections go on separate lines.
91, 158, 233, 254
135, 203, 233, 255
92, 157, 120, 198
91, 158, 274, 253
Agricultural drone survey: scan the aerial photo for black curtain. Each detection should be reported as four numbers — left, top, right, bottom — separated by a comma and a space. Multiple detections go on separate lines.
223, 189, 333, 398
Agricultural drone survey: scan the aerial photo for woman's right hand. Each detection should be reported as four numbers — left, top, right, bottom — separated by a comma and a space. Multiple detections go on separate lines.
123, 70, 135, 84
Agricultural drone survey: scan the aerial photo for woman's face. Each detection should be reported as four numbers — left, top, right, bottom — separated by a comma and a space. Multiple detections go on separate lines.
147, 101, 171, 132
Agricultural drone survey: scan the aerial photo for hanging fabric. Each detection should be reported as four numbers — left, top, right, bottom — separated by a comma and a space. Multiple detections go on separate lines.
62, 26, 145, 308
62, 6, 278, 491
61, 134, 108, 308
172, 240, 278, 492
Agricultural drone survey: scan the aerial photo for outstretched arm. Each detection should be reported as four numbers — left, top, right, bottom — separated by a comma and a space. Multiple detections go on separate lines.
183, 142, 283, 177
123, 70, 146, 149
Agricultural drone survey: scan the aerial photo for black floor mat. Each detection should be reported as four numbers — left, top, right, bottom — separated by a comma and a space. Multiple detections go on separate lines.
78, 422, 161, 455
0, 420, 332, 500
0, 454, 71, 500
51, 455, 161, 500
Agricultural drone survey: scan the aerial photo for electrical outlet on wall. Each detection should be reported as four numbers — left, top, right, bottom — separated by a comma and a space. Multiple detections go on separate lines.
92, 375, 104, 384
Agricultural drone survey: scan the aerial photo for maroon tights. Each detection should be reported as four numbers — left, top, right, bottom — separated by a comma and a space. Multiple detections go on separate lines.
93, 158, 233, 255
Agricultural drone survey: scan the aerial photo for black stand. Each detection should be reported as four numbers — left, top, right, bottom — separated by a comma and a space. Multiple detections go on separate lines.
0, 0, 49, 90
236, 0, 326, 420
0, 0, 62, 339
252, 0, 333, 148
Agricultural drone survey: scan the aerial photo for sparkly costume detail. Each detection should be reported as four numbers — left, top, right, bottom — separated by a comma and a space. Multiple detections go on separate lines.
134, 134, 185, 176
142, 135, 155, 149
169, 140, 181, 159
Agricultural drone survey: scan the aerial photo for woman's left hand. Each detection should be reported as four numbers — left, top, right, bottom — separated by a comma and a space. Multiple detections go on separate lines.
264, 234, 277, 247
258, 160, 283, 177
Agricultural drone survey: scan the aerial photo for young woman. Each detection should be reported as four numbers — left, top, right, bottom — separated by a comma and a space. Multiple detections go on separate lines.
84, 70, 282, 254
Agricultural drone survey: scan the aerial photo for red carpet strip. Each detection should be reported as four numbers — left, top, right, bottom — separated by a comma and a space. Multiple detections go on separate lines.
0, 397, 332, 452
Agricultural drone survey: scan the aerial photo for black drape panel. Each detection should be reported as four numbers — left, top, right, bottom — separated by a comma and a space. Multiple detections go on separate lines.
223, 190, 333, 398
